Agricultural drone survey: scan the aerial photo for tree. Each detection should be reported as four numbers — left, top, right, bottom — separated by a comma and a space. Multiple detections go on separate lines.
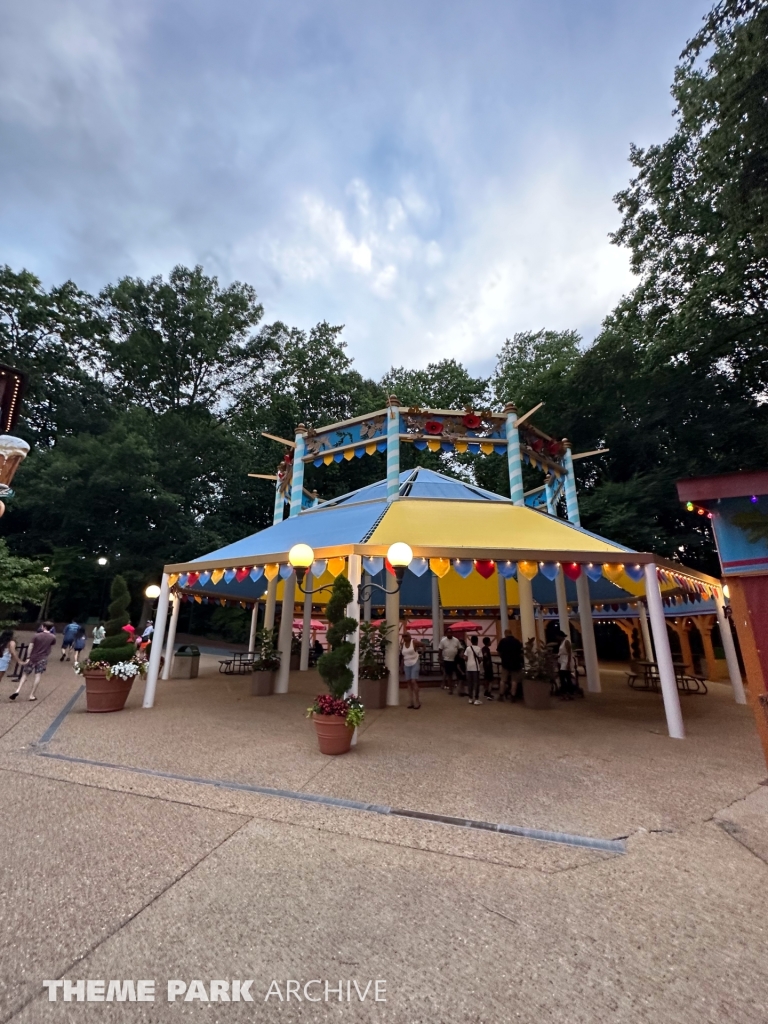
0, 538, 53, 624
99, 265, 268, 413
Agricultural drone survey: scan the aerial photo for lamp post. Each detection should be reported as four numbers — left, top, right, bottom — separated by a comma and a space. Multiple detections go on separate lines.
288, 542, 414, 602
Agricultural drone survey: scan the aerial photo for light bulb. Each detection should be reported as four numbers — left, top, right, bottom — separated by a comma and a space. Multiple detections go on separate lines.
145, 584, 161, 599
387, 542, 413, 568
288, 543, 315, 569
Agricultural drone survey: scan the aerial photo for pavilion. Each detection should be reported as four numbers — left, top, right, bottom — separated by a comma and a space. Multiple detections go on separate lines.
142, 399, 743, 739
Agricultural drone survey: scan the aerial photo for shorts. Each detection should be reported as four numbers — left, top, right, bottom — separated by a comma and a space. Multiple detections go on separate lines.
443, 660, 456, 677
62, 639, 74, 649
404, 663, 419, 681
24, 658, 48, 675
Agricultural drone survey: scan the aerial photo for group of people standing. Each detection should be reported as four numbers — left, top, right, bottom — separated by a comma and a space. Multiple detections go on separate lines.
400, 625, 581, 707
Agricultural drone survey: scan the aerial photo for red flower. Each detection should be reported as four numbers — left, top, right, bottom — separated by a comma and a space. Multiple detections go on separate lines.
546, 440, 562, 457
531, 438, 543, 453
462, 413, 482, 430
424, 420, 443, 435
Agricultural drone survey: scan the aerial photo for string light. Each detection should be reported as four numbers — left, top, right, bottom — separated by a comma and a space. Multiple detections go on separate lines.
686, 501, 694, 511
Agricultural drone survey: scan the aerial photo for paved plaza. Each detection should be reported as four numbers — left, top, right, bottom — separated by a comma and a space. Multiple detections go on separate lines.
1, 634, 767, 1023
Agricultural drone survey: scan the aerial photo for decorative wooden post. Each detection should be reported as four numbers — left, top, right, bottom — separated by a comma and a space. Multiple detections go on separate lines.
386, 395, 400, 502
273, 471, 286, 524
290, 425, 307, 518
275, 573, 296, 693
562, 439, 580, 527
715, 588, 746, 704
504, 403, 525, 505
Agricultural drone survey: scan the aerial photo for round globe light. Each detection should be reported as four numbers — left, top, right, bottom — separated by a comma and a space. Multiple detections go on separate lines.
145, 584, 161, 599
97, 557, 108, 566
288, 543, 315, 569
387, 542, 413, 568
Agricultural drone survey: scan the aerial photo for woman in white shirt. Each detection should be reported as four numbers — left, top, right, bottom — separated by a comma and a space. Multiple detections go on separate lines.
557, 631, 575, 699
401, 632, 422, 709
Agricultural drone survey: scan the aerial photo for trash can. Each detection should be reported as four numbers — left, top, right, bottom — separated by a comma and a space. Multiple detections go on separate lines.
172, 644, 200, 679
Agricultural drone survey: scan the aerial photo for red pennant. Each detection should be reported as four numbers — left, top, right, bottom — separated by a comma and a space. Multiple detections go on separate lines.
474, 560, 496, 579
235, 567, 250, 582
563, 562, 581, 580
384, 558, 396, 577
186, 572, 200, 586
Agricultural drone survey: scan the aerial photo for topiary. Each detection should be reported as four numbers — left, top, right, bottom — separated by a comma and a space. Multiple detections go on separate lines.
98, 575, 136, 663
317, 575, 357, 699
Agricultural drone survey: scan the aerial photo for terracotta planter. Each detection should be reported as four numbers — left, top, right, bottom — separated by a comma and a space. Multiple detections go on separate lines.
250, 669, 276, 696
313, 713, 354, 755
83, 670, 133, 713
358, 676, 387, 709
523, 677, 553, 710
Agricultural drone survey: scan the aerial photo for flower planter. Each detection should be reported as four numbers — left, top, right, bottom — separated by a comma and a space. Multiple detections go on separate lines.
313, 713, 354, 755
522, 677, 553, 710
250, 669, 276, 696
358, 676, 387, 710
84, 670, 133, 713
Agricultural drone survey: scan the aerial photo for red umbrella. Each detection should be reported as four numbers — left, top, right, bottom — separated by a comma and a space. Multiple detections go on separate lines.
403, 618, 433, 629
445, 620, 481, 632
292, 619, 326, 630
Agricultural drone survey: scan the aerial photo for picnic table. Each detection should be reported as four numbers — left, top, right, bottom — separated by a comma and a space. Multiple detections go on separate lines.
218, 651, 255, 675
627, 659, 708, 695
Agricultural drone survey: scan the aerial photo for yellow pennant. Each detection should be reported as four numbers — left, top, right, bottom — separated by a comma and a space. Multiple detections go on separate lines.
343, 448, 355, 460
210, 569, 225, 585
480, 442, 494, 455
365, 443, 377, 455
327, 556, 346, 577
517, 560, 539, 580
602, 563, 625, 584
427, 439, 442, 452
323, 453, 334, 465
429, 557, 451, 578
194, 595, 202, 604
167, 573, 179, 588
264, 563, 280, 581
454, 441, 468, 454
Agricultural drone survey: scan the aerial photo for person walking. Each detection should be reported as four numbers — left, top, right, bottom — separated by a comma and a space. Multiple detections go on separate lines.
557, 630, 576, 699
497, 629, 524, 701
91, 621, 106, 650
401, 631, 422, 709
481, 636, 495, 700
465, 635, 483, 704
11, 621, 57, 701
73, 625, 87, 665
60, 619, 79, 661
142, 619, 154, 641
438, 628, 461, 694
0, 630, 22, 687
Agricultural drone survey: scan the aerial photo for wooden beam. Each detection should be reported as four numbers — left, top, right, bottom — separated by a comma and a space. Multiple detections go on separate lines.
261, 432, 296, 448
514, 401, 544, 427
248, 473, 278, 480
524, 484, 546, 496
572, 448, 610, 461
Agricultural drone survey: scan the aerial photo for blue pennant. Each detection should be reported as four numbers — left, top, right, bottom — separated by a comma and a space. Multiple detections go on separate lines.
467, 443, 480, 454
178, 574, 188, 588
354, 447, 365, 458
249, 567, 264, 582
376, 440, 387, 452
333, 451, 344, 462
585, 564, 603, 582
539, 562, 559, 581
624, 564, 645, 582
224, 569, 236, 584
198, 571, 211, 587
453, 559, 474, 578
497, 561, 517, 579
408, 558, 430, 577
313, 458, 323, 467
279, 564, 293, 579
311, 560, 328, 578
414, 439, 427, 450
363, 556, 384, 576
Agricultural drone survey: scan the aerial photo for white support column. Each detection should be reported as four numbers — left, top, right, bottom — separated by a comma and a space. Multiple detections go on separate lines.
555, 570, 569, 636
638, 600, 653, 662
517, 572, 536, 643
161, 594, 180, 680
716, 586, 746, 704
562, 441, 581, 527
432, 573, 442, 650
248, 601, 259, 655
498, 573, 509, 634
143, 573, 170, 708
347, 555, 362, 745
274, 574, 296, 694
386, 582, 400, 705
300, 575, 313, 671
264, 577, 277, 630
504, 403, 525, 505
576, 573, 601, 692
644, 563, 685, 739
386, 395, 400, 502
273, 474, 286, 524
363, 572, 372, 623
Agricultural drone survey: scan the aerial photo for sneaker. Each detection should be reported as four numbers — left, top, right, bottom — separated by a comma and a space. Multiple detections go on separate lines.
473, 699, 482, 705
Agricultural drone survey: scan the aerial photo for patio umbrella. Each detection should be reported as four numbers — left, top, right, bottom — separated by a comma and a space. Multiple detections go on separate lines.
446, 620, 481, 632
292, 619, 326, 630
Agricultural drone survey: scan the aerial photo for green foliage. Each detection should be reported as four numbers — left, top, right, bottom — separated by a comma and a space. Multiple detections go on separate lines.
730, 509, 768, 543
0, 538, 53, 624
358, 621, 391, 680
523, 638, 557, 682
317, 575, 357, 699
100, 575, 136, 660
250, 627, 281, 672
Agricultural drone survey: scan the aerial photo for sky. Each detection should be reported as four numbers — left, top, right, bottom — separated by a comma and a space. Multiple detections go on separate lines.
0, 0, 712, 378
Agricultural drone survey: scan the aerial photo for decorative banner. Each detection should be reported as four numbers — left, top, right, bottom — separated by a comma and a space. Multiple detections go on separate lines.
539, 562, 559, 581
249, 566, 264, 582
235, 567, 250, 583
453, 559, 474, 578
497, 560, 517, 579
585, 563, 603, 582
365, 443, 378, 456
426, 439, 442, 453
194, 595, 202, 604
178, 574, 188, 588
409, 558, 430, 577
224, 569, 237, 584
474, 559, 496, 579
603, 563, 625, 584
343, 449, 355, 461
264, 563, 280, 581
211, 569, 225, 585
198, 571, 212, 587
279, 564, 294, 579
311, 559, 328, 578
429, 557, 451, 578
186, 572, 200, 587
362, 556, 384, 576
624, 564, 645, 583
328, 556, 346, 577
563, 562, 581, 581
517, 560, 539, 580
168, 573, 179, 588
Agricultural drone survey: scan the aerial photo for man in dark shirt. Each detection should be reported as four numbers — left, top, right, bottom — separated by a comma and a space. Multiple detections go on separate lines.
497, 629, 524, 701
11, 621, 56, 701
